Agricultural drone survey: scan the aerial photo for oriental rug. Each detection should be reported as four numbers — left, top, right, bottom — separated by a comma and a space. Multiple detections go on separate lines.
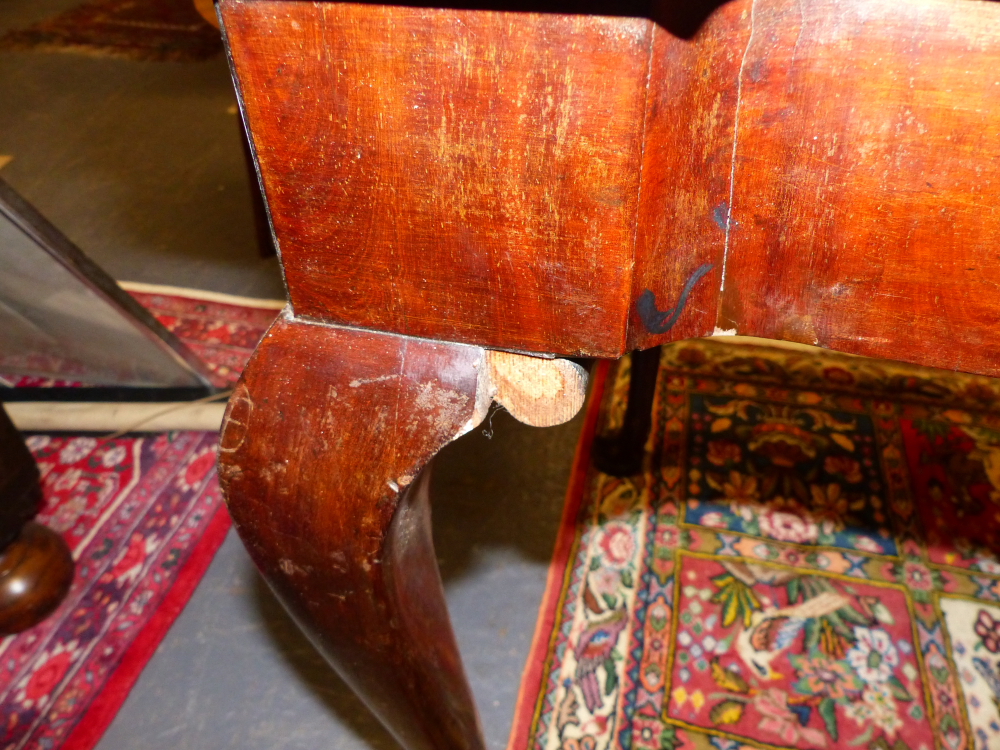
0, 0, 222, 62
511, 340, 1000, 750
0, 286, 281, 750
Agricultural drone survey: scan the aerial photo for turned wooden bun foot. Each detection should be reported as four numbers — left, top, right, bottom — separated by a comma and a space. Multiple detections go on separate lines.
0, 521, 74, 635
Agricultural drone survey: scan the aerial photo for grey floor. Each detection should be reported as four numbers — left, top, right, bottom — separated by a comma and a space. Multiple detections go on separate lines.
1, 4, 586, 748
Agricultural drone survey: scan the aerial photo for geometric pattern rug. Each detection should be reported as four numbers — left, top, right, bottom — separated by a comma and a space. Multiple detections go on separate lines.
0, 287, 280, 750
511, 339, 1000, 750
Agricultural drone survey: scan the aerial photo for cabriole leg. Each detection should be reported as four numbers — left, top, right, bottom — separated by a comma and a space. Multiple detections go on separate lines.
217, 313, 588, 750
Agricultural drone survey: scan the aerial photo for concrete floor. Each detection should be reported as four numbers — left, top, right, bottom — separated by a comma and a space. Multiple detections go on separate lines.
0, 5, 586, 748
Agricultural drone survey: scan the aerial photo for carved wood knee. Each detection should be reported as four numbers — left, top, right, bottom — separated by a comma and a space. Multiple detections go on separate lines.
217, 313, 586, 750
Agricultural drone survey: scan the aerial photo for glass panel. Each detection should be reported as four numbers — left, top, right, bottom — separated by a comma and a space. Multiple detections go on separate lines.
0, 178, 214, 388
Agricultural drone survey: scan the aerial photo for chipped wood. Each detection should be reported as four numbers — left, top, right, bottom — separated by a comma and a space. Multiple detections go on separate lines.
484, 350, 587, 427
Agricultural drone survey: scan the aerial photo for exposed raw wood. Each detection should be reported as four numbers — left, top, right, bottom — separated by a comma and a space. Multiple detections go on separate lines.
484, 351, 587, 428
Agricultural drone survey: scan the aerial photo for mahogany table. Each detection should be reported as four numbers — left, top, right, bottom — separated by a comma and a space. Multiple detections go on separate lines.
214, 0, 1000, 748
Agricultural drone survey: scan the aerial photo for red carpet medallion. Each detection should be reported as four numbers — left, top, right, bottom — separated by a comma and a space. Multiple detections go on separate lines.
512, 340, 1000, 750
0, 287, 280, 750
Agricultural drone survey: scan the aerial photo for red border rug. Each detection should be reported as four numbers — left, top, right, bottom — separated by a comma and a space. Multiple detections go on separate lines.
512, 340, 1000, 750
0, 288, 280, 750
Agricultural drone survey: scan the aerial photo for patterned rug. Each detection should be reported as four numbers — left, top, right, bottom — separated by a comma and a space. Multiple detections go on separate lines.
0, 0, 222, 62
0, 287, 280, 750
511, 340, 1000, 750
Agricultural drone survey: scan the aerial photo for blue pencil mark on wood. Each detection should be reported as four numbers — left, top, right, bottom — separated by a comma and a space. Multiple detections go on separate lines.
712, 201, 730, 231
636, 263, 714, 335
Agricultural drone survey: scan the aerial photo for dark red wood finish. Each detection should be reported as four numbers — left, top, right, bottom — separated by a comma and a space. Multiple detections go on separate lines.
0, 523, 75, 635
713, 0, 1000, 376
217, 314, 487, 750
627, 5, 749, 347
217, 2, 1000, 749
224, 0, 1000, 374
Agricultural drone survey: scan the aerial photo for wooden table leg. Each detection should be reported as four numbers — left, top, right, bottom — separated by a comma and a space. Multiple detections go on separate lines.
217, 313, 587, 750
0, 405, 74, 635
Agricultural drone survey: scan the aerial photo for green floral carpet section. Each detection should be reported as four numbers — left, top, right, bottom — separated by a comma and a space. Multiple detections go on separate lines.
527, 340, 1000, 750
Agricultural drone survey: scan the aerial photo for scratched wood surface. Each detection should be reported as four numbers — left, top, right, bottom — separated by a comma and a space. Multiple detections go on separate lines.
222, 0, 651, 357
626, 6, 748, 350
218, 315, 490, 750
224, 0, 1000, 373
713, 0, 1000, 377
217, 5, 1000, 750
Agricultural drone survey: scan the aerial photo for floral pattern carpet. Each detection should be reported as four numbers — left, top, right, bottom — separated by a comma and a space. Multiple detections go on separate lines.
0, 289, 279, 750
512, 340, 1000, 750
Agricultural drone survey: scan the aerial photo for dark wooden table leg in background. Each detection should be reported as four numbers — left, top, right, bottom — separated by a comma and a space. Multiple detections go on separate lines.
592, 345, 662, 477
0, 405, 74, 635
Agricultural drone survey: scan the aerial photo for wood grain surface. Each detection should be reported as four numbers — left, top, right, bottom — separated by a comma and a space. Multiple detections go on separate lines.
217, 314, 490, 750
632, 0, 1000, 373
627, 5, 749, 349
485, 349, 587, 426
714, 0, 1000, 376
224, 0, 1000, 370
216, 5, 1000, 747
0, 523, 75, 635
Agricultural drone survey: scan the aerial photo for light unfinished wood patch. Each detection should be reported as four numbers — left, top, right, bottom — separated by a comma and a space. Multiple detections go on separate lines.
484, 351, 587, 428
